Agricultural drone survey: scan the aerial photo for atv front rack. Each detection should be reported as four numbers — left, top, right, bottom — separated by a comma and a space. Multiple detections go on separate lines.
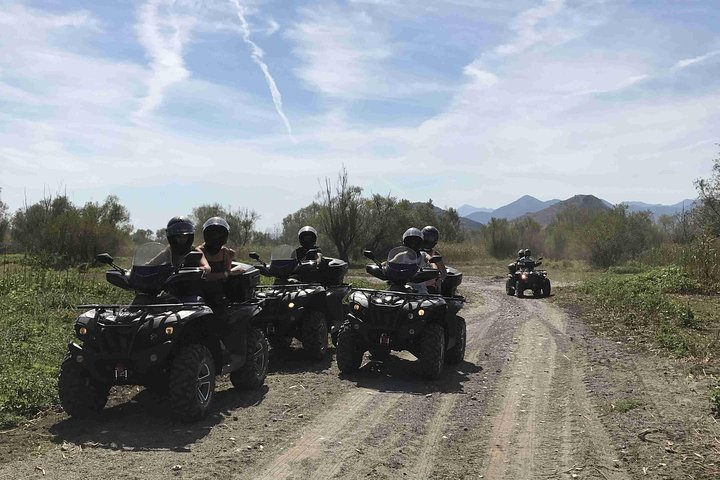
350, 288, 465, 302
76, 303, 206, 310
254, 283, 322, 290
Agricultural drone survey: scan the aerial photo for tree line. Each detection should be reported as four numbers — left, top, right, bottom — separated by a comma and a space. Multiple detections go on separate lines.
1, 151, 719, 271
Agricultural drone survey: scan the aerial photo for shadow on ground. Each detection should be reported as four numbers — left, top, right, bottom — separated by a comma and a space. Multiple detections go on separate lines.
340, 354, 481, 395
49, 384, 268, 452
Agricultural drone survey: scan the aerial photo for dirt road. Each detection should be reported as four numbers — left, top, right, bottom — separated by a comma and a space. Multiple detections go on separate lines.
1, 277, 718, 479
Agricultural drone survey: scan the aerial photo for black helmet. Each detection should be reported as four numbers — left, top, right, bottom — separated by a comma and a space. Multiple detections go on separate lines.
203, 217, 230, 254
298, 225, 318, 249
166, 216, 194, 255
402, 227, 423, 252
518, 249, 525, 258
421, 225, 439, 250
524, 248, 531, 257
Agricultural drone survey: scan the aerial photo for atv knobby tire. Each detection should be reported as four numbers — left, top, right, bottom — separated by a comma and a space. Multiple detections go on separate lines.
336, 322, 364, 373
533, 285, 542, 297
168, 344, 216, 422
445, 316, 466, 364
515, 281, 524, 298
231, 328, 269, 391
505, 278, 515, 296
58, 355, 110, 417
301, 310, 328, 360
543, 278, 551, 297
419, 323, 445, 380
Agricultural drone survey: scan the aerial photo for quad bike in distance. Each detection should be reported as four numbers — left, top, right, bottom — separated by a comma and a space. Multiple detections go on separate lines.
336, 247, 466, 380
58, 242, 270, 422
506, 257, 551, 298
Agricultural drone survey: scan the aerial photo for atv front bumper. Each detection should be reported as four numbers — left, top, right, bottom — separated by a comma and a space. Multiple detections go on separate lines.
67, 341, 174, 385
345, 312, 426, 345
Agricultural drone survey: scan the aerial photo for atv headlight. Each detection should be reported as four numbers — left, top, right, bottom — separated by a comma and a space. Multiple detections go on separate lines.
353, 303, 361, 311
79, 326, 88, 335
165, 326, 174, 336
417, 309, 425, 317
288, 302, 295, 309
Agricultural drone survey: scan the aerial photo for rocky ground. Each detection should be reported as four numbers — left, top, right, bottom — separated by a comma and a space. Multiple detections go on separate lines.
1, 277, 718, 479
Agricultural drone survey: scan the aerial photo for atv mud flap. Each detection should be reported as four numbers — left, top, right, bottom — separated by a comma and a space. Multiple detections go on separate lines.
67, 341, 174, 385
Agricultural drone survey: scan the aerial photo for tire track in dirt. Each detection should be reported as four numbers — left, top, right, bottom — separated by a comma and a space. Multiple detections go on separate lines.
252, 387, 403, 480
250, 279, 492, 480
409, 280, 499, 479
424, 280, 633, 479
480, 294, 631, 479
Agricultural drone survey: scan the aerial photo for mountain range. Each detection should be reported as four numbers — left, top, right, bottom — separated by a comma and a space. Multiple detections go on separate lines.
456, 195, 695, 230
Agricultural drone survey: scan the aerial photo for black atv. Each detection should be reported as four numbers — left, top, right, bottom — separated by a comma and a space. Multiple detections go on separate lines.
506, 257, 551, 298
249, 245, 350, 360
336, 247, 466, 380
58, 242, 270, 422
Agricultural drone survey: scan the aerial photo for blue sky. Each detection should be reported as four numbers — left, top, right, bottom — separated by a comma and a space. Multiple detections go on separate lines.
1, 0, 718, 232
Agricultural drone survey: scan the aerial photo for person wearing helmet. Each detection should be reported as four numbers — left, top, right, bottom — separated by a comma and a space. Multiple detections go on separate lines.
421, 225, 447, 294
295, 226, 322, 262
392, 227, 433, 294
164, 216, 210, 272
509, 248, 525, 275
517, 248, 538, 269
198, 217, 247, 282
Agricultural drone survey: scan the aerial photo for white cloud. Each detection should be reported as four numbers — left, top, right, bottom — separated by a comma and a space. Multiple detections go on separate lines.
674, 50, 720, 69
134, 0, 195, 120
463, 62, 499, 89
265, 18, 279, 36
286, 3, 451, 100
495, 0, 568, 56
229, 0, 293, 136
287, 4, 391, 98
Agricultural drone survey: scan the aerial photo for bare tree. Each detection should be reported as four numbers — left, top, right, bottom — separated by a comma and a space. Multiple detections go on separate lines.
694, 148, 720, 235
192, 203, 260, 247
318, 166, 364, 261
0, 188, 9, 249
228, 207, 260, 247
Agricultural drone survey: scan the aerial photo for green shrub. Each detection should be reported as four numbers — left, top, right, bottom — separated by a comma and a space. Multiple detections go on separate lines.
607, 262, 648, 275
0, 262, 131, 427
711, 381, 720, 413
656, 325, 690, 357
612, 398, 644, 413
575, 266, 701, 356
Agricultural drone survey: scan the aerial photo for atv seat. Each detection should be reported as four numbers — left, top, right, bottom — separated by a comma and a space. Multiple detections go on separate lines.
441, 268, 463, 297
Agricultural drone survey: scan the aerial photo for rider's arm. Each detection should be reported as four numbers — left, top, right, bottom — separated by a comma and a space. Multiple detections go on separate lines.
197, 248, 211, 275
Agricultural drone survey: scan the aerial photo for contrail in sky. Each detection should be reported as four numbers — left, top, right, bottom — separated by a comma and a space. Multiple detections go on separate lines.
230, 0, 293, 136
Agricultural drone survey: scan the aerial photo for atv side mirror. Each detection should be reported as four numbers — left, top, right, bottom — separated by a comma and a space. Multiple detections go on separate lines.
96, 252, 125, 274
96, 253, 114, 265
363, 250, 375, 261
249, 252, 260, 261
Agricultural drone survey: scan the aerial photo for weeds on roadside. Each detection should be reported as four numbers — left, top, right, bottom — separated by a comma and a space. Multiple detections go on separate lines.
572, 266, 711, 359
0, 260, 131, 428
711, 381, 720, 414
610, 398, 644, 414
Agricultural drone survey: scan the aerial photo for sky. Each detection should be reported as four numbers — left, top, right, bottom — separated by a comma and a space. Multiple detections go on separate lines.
1, 0, 718, 232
